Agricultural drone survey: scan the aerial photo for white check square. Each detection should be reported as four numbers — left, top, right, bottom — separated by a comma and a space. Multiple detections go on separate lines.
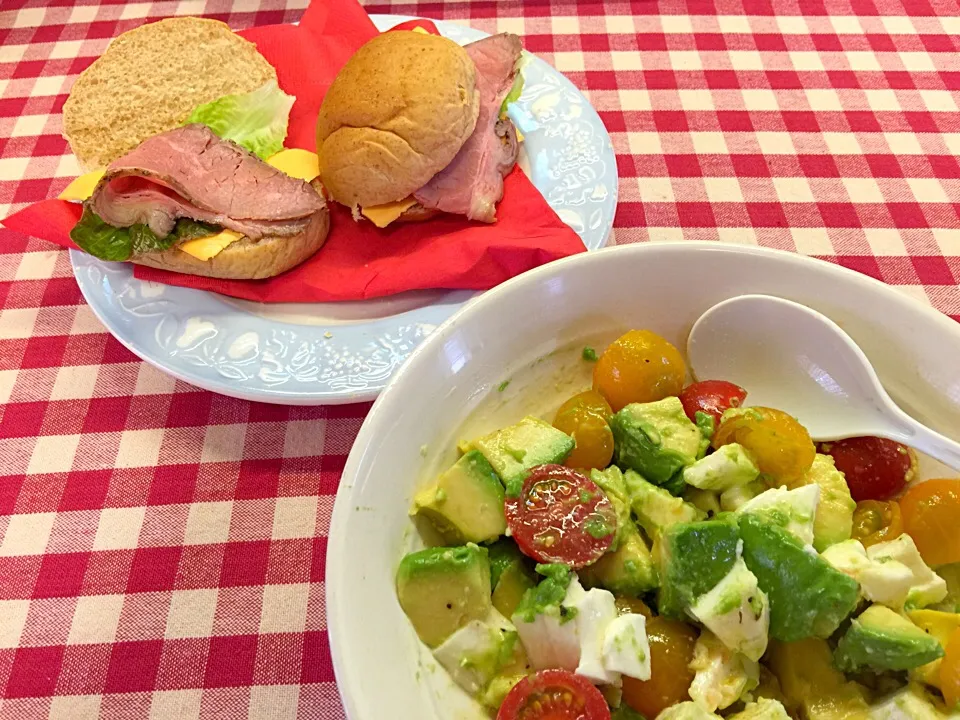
92, 507, 146, 551
68, 594, 124, 644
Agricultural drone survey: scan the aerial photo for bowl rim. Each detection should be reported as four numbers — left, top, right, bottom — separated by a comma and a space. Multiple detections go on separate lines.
325, 241, 960, 719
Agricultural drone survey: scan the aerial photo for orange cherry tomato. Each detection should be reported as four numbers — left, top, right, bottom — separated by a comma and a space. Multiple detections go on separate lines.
614, 596, 654, 619
900, 480, 960, 566
713, 407, 816, 485
593, 330, 686, 412
940, 627, 960, 710
851, 500, 903, 548
554, 391, 615, 471
620, 615, 698, 718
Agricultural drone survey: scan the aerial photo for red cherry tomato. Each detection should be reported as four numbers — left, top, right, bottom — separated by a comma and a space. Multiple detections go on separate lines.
679, 380, 747, 427
497, 669, 611, 720
504, 465, 617, 569
819, 437, 914, 501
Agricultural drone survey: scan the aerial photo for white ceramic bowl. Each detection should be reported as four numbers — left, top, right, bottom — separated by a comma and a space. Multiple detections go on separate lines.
326, 242, 960, 720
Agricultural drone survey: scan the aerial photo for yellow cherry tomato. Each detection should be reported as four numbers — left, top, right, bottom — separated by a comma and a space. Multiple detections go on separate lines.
901, 480, 960, 566
713, 407, 815, 485
553, 390, 614, 471
940, 627, 960, 709
621, 615, 698, 718
593, 330, 686, 412
851, 499, 903, 548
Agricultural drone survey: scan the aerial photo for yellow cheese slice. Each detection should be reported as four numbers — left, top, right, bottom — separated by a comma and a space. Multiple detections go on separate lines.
265, 148, 320, 182
59, 170, 105, 201
361, 197, 417, 228
177, 229, 244, 262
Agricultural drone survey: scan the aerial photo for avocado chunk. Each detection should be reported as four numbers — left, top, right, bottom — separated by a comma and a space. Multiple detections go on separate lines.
625, 469, 705, 538
727, 698, 790, 720
690, 557, 770, 661
767, 638, 871, 720
579, 524, 659, 596
735, 484, 820, 547
489, 540, 537, 618
655, 702, 722, 720
469, 416, 574, 495
413, 450, 506, 544
798, 453, 856, 552
720, 480, 766, 512
872, 683, 953, 720
611, 398, 705, 487
590, 466, 633, 550
610, 706, 647, 720
738, 514, 859, 642
930, 562, 960, 613
658, 516, 741, 619
834, 604, 944, 672
684, 487, 722, 518
396, 544, 491, 648
683, 443, 760, 491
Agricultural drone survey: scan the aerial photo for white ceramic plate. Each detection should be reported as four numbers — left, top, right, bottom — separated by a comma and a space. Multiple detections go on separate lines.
68, 14, 617, 405
326, 242, 960, 720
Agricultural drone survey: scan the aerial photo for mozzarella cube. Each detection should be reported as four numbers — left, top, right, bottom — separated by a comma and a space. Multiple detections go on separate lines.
870, 683, 949, 720
433, 608, 518, 696
683, 443, 760, 491
736, 484, 820, 547
868, 535, 947, 609
601, 613, 651, 681
512, 579, 583, 672
688, 631, 759, 712
690, 557, 769, 662
569, 587, 620, 685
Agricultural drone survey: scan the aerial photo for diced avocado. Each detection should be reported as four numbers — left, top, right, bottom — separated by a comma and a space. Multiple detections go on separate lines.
767, 638, 871, 720
798, 453, 856, 552
468, 416, 574, 495
610, 705, 647, 720
432, 607, 519, 696
655, 702, 721, 719
658, 516, 741, 619
690, 557, 769, 661
684, 487, 722, 518
835, 604, 944, 672
413, 450, 506, 544
907, 608, 960, 688
493, 561, 538, 619
867, 534, 948, 610
481, 672, 527, 710
871, 683, 953, 720
735, 484, 820, 547
625, 469, 705, 538
396, 544, 491, 648
611, 398, 704, 487
590, 466, 633, 550
931, 562, 960, 613
579, 524, 659, 596
720, 480, 766, 512
683, 443, 760, 491
728, 699, 791, 720
688, 630, 760, 712
738, 514, 859, 642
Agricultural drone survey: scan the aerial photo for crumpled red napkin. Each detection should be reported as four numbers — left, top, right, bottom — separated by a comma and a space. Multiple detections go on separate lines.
1, 2, 586, 303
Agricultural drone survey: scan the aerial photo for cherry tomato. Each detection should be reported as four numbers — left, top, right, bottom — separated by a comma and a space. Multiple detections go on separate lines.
713, 407, 816, 485
504, 465, 618, 569
614, 596, 653, 619
940, 627, 960, 710
593, 330, 686, 412
621, 616, 698, 718
679, 380, 747, 428
901, 480, 960, 566
554, 391, 615, 471
851, 499, 903, 548
819, 437, 914, 502
497, 669, 611, 720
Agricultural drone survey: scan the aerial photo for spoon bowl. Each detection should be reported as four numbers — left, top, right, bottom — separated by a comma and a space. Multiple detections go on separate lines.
687, 294, 960, 470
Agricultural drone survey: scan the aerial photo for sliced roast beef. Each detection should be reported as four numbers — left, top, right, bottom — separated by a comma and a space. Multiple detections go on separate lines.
89, 124, 325, 241
414, 33, 522, 223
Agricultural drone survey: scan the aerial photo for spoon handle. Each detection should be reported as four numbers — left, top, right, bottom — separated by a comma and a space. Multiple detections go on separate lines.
885, 411, 960, 472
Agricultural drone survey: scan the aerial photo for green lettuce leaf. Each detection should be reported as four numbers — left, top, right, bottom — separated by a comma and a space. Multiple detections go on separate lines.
70, 208, 219, 261
499, 70, 525, 119
186, 80, 294, 159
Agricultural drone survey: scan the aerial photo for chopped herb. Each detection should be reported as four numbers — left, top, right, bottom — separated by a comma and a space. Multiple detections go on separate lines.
582, 346, 598, 362
498, 380, 511, 392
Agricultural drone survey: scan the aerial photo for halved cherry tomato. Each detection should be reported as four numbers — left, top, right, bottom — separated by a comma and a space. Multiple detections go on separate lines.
504, 465, 618, 569
940, 627, 960, 709
819, 437, 914, 502
713, 407, 815, 485
679, 380, 747, 428
497, 669, 611, 720
621, 615, 698, 718
554, 391, 615, 471
901, 480, 960, 566
593, 330, 686, 412
851, 499, 903, 548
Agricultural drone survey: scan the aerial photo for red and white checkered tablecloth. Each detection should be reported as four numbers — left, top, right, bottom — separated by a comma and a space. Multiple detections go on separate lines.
2, 0, 960, 717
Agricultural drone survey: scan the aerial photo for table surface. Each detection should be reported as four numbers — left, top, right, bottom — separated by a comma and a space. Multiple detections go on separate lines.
2, 0, 960, 717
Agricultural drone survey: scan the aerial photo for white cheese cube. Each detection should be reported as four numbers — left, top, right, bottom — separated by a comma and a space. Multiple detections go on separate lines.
569, 587, 620, 685
601, 613, 651, 681
512, 579, 583, 672
688, 631, 759, 712
433, 608, 518, 696
683, 443, 760, 491
867, 535, 947, 609
735, 484, 820, 546
690, 557, 769, 662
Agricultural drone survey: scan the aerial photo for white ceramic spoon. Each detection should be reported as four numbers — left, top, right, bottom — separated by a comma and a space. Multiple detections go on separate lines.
687, 294, 960, 470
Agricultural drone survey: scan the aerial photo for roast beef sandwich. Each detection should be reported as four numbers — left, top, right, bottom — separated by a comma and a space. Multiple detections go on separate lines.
60, 17, 329, 280
315, 30, 524, 228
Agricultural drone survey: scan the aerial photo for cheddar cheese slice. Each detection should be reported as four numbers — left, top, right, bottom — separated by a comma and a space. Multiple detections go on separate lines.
360, 197, 417, 228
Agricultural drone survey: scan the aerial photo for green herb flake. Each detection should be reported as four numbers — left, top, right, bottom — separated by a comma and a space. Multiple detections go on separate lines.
498, 380, 511, 392
582, 346, 598, 362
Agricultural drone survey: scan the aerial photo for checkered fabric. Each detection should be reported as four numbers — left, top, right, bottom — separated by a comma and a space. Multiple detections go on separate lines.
2, 0, 960, 717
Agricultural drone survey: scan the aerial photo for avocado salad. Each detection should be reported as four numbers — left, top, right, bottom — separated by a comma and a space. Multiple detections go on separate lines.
396, 329, 960, 720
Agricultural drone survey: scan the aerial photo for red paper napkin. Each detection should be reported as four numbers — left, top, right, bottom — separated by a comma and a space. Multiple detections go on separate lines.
1, 2, 586, 303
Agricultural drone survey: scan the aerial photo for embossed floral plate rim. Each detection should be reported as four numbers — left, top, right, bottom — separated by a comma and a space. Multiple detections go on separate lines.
69, 14, 617, 405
